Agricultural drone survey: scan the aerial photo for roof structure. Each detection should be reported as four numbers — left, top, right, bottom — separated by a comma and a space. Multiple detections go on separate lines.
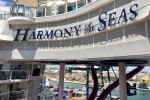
13, 0, 78, 8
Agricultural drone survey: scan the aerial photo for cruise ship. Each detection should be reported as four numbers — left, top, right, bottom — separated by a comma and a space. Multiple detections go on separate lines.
1, 0, 150, 100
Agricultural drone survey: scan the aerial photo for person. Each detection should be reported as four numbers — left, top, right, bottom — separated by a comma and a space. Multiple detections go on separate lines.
38, 11, 42, 17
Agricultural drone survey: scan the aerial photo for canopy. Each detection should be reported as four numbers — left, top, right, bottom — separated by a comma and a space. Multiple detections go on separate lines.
13, 0, 67, 7
13, 0, 39, 8
13, 0, 80, 8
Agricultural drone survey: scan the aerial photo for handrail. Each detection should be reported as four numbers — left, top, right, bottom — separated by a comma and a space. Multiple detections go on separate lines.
0, 70, 29, 80
1, 0, 98, 20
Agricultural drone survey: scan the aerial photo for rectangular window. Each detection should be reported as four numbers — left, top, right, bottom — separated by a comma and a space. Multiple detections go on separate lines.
0, 64, 2, 70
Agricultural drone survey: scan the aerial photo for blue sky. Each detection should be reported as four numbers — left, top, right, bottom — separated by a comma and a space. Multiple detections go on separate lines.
0, 0, 13, 13
5, 0, 13, 6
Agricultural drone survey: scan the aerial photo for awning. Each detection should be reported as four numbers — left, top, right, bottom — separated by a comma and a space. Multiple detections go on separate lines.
13, 0, 82, 8
13, 0, 67, 8
13, 0, 39, 8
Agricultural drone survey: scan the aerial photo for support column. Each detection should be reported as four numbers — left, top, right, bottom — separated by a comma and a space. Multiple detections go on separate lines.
58, 63, 65, 100
45, 7, 47, 16
86, 0, 88, 5
76, 0, 78, 10
118, 62, 127, 100
65, 2, 68, 13
86, 67, 89, 100
34, 9, 37, 17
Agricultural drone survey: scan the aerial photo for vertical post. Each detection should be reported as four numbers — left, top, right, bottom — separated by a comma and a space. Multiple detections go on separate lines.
118, 62, 127, 100
34, 9, 37, 17
86, 66, 89, 100
23, 5, 25, 16
58, 63, 65, 100
31, 64, 34, 76
100, 68, 104, 87
10, 70, 12, 80
65, 2, 68, 13
86, 0, 88, 5
3, 12, 5, 20
107, 67, 111, 99
76, 0, 78, 10
45, 7, 47, 16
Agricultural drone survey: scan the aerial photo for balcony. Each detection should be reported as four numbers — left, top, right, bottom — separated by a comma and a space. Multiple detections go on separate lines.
9, 90, 27, 100
0, 90, 27, 100
7, 5, 34, 25
0, 92, 8, 100
0, 70, 29, 83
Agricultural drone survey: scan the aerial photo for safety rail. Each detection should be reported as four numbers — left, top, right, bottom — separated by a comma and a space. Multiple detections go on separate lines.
0, 70, 29, 80
0, 90, 27, 100
0, 0, 98, 20
10, 5, 35, 18
9, 90, 27, 100
0, 13, 10, 20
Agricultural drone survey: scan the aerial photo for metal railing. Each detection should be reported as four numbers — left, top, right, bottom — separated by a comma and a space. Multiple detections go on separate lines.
0, 0, 98, 20
0, 13, 10, 20
9, 90, 27, 100
10, 5, 35, 19
0, 92, 8, 100
0, 90, 27, 100
0, 70, 29, 80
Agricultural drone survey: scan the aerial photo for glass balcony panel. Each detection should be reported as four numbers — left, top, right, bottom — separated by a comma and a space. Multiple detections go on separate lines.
0, 71, 11, 80
18, 5, 25, 16
0, 93, 9, 100
0, 70, 29, 80
67, 5, 76, 12
9, 90, 27, 100
58, 6, 65, 14
11, 71, 29, 80
11, 5, 17, 16
78, 2, 85, 8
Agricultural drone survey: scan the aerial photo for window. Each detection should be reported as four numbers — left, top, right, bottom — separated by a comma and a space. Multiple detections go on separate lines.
0, 64, 2, 70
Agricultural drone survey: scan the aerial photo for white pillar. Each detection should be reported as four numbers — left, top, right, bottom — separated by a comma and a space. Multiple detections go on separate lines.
76, 0, 78, 10
58, 63, 65, 100
45, 7, 47, 16
65, 2, 68, 12
86, 0, 88, 5
118, 62, 127, 100
34, 9, 37, 17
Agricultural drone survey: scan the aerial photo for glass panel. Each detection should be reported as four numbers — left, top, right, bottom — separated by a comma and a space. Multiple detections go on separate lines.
0, 70, 29, 80
9, 90, 27, 100
67, 5, 76, 12
58, 6, 65, 14
18, 5, 24, 14
78, 2, 85, 8
11, 5, 17, 14
11, 71, 29, 79
10, 65, 21, 70
0, 71, 11, 80
0, 93, 8, 100
0, 64, 2, 70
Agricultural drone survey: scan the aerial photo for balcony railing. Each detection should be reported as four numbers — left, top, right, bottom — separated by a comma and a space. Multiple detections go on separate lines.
0, 0, 99, 21
0, 13, 10, 20
0, 0, 97, 20
0, 90, 27, 100
0, 93, 8, 100
10, 5, 35, 19
9, 90, 27, 100
0, 70, 29, 80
